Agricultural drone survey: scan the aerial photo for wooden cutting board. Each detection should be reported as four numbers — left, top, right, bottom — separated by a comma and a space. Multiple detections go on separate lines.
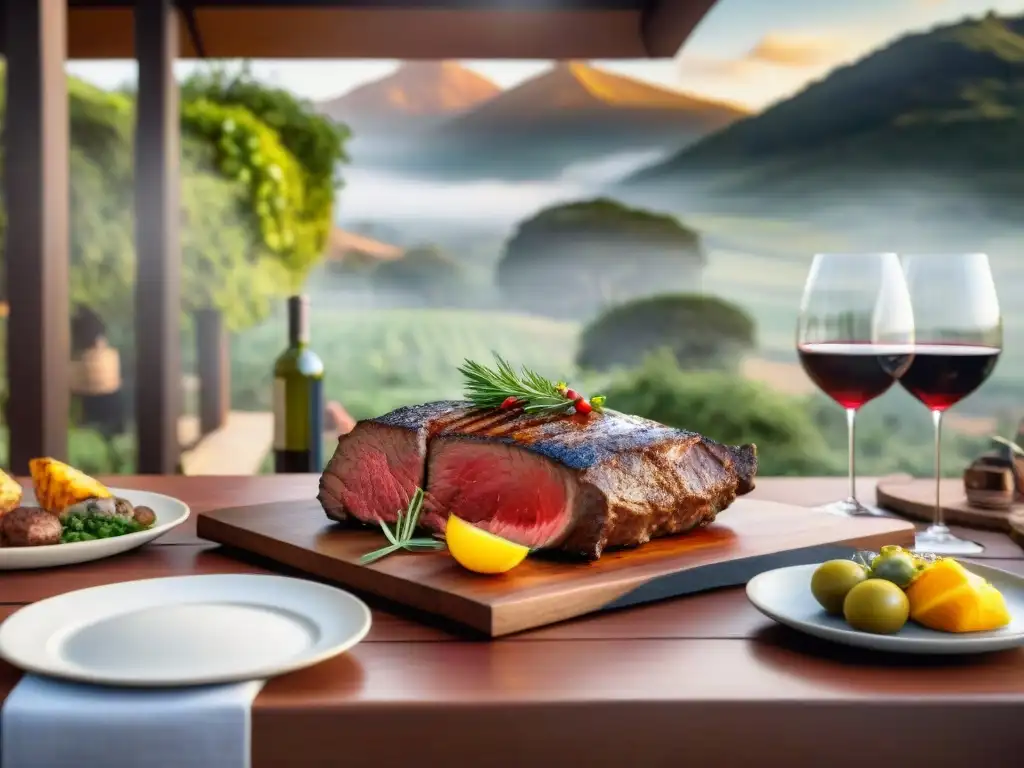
197, 498, 915, 637
876, 476, 1019, 532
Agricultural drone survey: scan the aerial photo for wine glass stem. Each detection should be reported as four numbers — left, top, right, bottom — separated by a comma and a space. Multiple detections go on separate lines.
846, 407, 858, 504
932, 409, 945, 532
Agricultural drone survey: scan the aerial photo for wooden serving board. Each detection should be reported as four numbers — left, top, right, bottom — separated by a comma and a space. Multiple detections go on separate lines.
197, 497, 914, 637
1006, 509, 1024, 551
877, 476, 1020, 532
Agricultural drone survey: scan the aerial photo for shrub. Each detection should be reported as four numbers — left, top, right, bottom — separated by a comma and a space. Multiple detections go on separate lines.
497, 198, 705, 319
180, 64, 351, 265
371, 245, 465, 302
577, 293, 756, 373
602, 351, 841, 476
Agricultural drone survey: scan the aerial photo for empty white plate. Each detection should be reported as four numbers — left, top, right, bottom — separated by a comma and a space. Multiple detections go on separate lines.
747, 561, 1024, 654
0, 487, 190, 570
0, 574, 372, 686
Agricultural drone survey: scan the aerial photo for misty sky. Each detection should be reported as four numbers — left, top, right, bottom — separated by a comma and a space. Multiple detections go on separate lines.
67, 0, 1022, 110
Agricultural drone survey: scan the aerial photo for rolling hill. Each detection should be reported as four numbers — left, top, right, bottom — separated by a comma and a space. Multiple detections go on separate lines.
619, 12, 1024, 224
349, 61, 748, 181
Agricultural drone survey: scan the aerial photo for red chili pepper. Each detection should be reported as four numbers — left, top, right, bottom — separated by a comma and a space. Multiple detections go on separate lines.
574, 398, 592, 415
500, 396, 519, 410
564, 389, 580, 402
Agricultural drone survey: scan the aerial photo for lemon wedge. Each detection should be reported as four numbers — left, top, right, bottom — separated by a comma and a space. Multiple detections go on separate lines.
445, 515, 529, 574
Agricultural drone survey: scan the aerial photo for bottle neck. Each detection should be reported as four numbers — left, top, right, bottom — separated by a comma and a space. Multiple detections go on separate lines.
287, 295, 310, 347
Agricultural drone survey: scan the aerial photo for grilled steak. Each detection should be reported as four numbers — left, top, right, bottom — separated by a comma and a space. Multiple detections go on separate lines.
318, 401, 757, 560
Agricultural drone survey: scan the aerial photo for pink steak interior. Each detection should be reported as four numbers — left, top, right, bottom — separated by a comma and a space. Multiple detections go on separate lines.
329, 426, 423, 524
423, 439, 576, 549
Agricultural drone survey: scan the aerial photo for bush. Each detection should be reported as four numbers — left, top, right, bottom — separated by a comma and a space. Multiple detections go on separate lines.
577, 293, 756, 373
806, 387, 989, 477
0, 427, 135, 475
371, 245, 465, 302
497, 198, 705, 319
602, 351, 842, 476
230, 307, 580, 420
1, 68, 347, 343
180, 64, 351, 270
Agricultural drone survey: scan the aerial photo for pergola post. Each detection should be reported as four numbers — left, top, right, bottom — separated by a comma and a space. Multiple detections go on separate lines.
134, 0, 181, 474
195, 308, 229, 435
3, 0, 71, 472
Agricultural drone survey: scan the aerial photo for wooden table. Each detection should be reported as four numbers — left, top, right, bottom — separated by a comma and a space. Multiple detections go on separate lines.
3, 476, 1024, 767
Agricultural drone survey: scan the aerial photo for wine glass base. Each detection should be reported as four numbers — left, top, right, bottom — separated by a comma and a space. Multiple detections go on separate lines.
815, 500, 890, 518
912, 527, 985, 556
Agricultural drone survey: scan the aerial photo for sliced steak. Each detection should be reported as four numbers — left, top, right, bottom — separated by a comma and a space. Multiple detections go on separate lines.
422, 407, 757, 559
319, 401, 758, 560
317, 400, 474, 526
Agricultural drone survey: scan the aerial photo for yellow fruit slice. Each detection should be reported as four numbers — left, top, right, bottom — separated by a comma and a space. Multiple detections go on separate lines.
29, 457, 112, 514
906, 559, 1011, 633
445, 515, 529, 575
0, 468, 23, 518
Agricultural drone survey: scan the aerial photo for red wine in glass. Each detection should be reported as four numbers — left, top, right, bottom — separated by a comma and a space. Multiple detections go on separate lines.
901, 252, 1003, 556
798, 342, 912, 409
796, 253, 915, 517
898, 344, 1000, 412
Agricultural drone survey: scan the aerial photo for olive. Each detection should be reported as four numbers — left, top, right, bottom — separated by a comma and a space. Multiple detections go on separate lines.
811, 559, 869, 615
843, 579, 910, 634
870, 546, 920, 588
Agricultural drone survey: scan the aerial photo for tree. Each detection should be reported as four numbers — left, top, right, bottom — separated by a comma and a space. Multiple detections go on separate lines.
602, 351, 841, 476
576, 293, 756, 373
372, 245, 465, 303
0, 68, 350, 341
497, 197, 705, 320
181, 63, 351, 273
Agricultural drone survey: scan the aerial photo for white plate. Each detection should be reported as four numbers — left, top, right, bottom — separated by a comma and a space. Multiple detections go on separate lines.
746, 561, 1024, 654
0, 487, 190, 570
0, 574, 372, 686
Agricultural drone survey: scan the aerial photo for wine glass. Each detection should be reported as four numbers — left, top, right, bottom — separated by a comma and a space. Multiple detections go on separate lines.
797, 253, 915, 516
901, 254, 1002, 555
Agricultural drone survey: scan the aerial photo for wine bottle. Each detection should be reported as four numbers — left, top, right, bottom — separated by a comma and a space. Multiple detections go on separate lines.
272, 295, 325, 473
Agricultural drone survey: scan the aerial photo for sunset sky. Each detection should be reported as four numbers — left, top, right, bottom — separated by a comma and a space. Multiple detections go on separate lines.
68, 0, 1022, 111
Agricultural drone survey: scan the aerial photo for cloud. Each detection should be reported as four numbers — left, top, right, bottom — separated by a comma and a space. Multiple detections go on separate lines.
746, 33, 847, 67
678, 31, 853, 79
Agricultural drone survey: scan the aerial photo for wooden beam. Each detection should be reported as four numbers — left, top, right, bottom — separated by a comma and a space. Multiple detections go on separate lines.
3, 0, 71, 472
134, 0, 181, 474
178, 2, 208, 58
640, 0, 718, 57
195, 309, 229, 436
65, 7, 647, 59
67, 1, 645, 9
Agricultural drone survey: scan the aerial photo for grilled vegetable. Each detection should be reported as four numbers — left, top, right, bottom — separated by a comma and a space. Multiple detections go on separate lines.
0, 468, 24, 520
29, 457, 112, 514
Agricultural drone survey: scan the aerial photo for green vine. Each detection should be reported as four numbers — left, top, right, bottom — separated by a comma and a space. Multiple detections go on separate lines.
181, 99, 312, 278
181, 64, 350, 273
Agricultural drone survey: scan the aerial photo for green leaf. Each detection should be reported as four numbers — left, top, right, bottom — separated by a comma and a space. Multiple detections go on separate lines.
358, 487, 443, 565
359, 543, 400, 565
378, 519, 398, 546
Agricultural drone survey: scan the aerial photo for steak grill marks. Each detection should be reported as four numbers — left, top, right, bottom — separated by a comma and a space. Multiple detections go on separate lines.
318, 401, 757, 560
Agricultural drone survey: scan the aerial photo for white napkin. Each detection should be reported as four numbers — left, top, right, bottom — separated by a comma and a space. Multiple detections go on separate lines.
1, 674, 265, 768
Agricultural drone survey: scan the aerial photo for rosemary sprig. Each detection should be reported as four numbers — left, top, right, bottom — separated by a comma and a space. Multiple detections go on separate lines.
359, 488, 446, 565
458, 354, 605, 415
